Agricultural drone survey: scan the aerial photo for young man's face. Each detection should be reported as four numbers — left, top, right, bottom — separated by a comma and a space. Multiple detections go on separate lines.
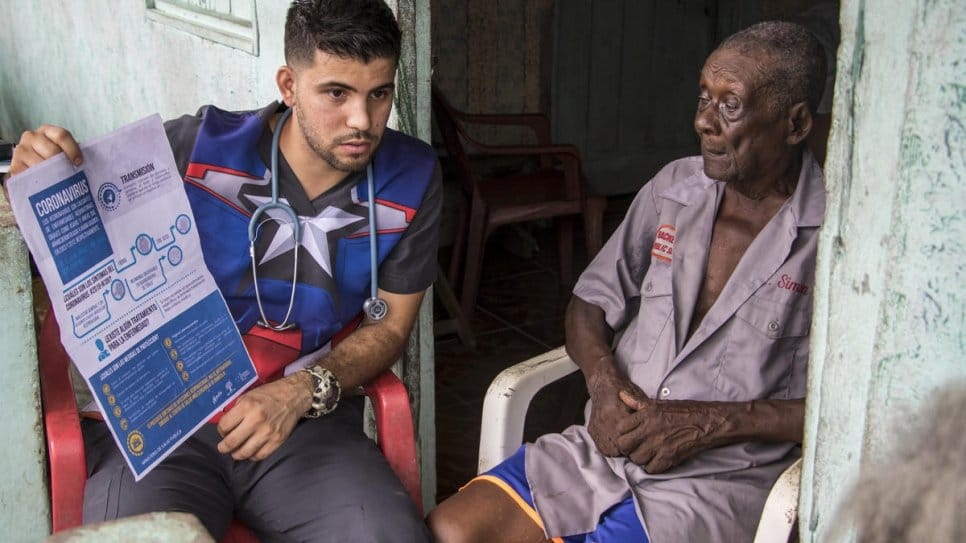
288, 50, 397, 174
694, 46, 792, 186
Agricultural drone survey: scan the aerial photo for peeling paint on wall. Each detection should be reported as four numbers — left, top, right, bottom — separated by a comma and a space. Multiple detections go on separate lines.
802, 0, 965, 540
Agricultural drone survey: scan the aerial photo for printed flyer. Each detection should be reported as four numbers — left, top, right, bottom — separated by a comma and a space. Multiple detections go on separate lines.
6, 115, 256, 480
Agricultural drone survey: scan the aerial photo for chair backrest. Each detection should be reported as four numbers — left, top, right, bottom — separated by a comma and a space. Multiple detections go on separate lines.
38, 311, 86, 532
430, 84, 477, 195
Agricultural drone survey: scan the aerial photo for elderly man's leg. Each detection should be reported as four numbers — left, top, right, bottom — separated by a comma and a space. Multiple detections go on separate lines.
428, 479, 550, 543
429, 445, 549, 543
429, 445, 648, 543
82, 420, 235, 540
236, 397, 431, 543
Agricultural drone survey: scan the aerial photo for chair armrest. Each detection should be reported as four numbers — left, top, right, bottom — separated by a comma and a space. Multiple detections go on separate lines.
39, 312, 87, 532
752, 457, 802, 543
363, 370, 422, 514
477, 347, 579, 473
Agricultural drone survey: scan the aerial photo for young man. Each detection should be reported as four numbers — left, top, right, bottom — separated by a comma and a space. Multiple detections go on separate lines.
428, 21, 826, 543
8, 1, 438, 541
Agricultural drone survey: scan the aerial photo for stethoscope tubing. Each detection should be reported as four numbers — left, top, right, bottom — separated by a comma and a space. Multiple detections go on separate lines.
249, 106, 386, 332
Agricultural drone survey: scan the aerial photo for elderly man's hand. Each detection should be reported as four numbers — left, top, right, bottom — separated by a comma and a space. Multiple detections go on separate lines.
585, 364, 647, 457
615, 391, 733, 473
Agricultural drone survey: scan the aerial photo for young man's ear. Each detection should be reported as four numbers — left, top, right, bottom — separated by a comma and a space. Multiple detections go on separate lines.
785, 101, 813, 145
276, 65, 297, 107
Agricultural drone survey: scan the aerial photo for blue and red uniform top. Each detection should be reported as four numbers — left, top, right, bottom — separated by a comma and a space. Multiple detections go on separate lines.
164, 102, 441, 385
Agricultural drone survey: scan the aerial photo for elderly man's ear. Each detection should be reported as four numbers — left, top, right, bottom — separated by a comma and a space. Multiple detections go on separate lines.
785, 101, 813, 145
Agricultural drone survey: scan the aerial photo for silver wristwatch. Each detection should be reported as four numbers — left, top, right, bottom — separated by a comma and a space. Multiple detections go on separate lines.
302, 365, 341, 418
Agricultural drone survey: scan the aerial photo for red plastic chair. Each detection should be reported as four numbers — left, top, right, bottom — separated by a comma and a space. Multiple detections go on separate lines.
431, 84, 606, 319
38, 311, 422, 542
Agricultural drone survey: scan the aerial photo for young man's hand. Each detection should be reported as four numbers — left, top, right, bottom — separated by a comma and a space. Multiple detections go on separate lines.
9, 125, 83, 176
216, 372, 314, 461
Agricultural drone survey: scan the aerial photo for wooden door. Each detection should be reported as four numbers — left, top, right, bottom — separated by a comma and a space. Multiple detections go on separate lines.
551, 1, 733, 195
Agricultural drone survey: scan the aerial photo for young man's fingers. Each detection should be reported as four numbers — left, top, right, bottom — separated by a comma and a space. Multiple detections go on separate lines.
217, 414, 256, 454
231, 432, 271, 461
216, 407, 244, 438
9, 145, 43, 176
38, 125, 83, 166
10, 128, 82, 176
251, 439, 283, 462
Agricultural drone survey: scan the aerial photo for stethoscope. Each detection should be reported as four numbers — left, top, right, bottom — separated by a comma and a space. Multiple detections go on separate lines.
247, 107, 388, 332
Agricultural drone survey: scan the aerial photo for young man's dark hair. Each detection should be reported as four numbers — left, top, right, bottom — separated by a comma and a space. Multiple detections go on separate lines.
284, 0, 402, 66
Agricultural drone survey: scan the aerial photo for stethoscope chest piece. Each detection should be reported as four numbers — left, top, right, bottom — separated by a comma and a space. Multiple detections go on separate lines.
363, 297, 388, 321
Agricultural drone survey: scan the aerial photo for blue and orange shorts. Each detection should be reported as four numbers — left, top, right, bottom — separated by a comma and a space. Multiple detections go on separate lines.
469, 445, 648, 543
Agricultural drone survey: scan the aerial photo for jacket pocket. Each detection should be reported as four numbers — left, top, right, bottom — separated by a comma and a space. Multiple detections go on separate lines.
713, 294, 811, 400
625, 264, 675, 368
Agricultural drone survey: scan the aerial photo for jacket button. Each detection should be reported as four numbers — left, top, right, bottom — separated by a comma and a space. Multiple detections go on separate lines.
660, 387, 670, 397
768, 320, 780, 332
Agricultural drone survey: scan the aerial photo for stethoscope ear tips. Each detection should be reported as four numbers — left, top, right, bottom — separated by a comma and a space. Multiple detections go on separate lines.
363, 297, 389, 321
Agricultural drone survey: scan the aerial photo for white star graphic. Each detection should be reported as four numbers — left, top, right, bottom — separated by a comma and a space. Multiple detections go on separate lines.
245, 195, 365, 277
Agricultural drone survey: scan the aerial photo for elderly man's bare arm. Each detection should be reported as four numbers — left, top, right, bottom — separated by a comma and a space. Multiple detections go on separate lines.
565, 296, 646, 457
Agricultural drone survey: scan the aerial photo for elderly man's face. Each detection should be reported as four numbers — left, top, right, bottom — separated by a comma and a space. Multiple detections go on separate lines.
694, 47, 792, 186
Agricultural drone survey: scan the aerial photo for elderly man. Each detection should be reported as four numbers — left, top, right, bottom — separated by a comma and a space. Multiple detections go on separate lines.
428, 21, 826, 543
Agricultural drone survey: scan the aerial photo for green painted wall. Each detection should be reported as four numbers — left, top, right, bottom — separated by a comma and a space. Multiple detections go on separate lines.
0, 200, 47, 541
385, 0, 437, 510
0, 2, 288, 143
802, 0, 965, 540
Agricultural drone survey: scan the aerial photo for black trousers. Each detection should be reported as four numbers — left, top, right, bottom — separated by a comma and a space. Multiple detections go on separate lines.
82, 397, 430, 542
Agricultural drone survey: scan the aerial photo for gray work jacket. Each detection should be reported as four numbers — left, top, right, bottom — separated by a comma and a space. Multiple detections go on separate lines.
526, 152, 825, 542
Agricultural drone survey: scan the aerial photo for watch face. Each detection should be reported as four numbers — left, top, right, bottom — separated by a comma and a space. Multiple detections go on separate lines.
321, 373, 340, 412
322, 390, 339, 412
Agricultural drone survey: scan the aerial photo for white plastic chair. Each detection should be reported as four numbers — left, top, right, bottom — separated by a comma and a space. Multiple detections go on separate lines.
477, 347, 802, 543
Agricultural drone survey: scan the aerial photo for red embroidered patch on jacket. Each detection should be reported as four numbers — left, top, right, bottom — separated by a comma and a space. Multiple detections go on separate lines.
652, 224, 676, 263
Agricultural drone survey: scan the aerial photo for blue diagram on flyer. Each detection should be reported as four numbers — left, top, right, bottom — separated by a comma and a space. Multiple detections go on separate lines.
62, 213, 196, 339
90, 290, 254, 478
